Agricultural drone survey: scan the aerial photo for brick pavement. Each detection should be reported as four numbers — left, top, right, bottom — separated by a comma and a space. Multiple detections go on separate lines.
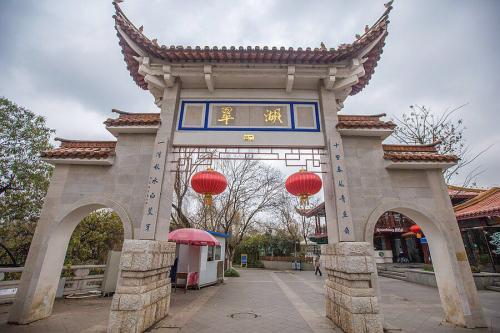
1, 269, 499, 332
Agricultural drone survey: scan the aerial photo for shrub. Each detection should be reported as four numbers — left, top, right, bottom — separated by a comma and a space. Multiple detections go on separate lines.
254, 260, 265, 269
224, 267, 240, 277
423, 264, 434, 272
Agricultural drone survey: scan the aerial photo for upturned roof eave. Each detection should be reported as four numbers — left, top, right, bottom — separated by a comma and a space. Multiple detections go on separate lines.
112, 1, 393, 94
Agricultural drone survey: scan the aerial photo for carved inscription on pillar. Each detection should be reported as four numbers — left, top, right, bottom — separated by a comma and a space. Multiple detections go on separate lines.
140, 140, 169, 239
329, 135, 355, 241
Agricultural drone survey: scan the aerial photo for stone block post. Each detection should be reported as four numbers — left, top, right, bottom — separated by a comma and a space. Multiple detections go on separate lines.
322, 242, 383, 333
108, 240, 176, 333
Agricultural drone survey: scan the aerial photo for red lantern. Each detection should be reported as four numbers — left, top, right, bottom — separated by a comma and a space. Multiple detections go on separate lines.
285, 169, 322, 205
191, 168, 227, 205
409, 225, 421, 233
409, 224, 423, 238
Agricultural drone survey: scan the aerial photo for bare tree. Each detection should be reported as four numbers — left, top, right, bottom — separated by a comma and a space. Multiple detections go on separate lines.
189, 159, 283, 266
392, 104, 491, 185
170, 149, 214, 229
275, 194, 300, 246
273, 193, 316, 247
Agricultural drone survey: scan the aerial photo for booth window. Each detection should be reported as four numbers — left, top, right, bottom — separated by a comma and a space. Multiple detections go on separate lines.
207, 246, 214, 261
215, 246, 221, 260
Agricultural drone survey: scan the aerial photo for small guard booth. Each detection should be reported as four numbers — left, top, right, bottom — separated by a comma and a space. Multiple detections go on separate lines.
168, 229, 227, 289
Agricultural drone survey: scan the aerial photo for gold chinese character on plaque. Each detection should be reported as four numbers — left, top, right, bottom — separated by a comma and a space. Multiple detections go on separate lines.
243, 134, 255, 141
217, 106, 235, 125
264, 108, 283, 124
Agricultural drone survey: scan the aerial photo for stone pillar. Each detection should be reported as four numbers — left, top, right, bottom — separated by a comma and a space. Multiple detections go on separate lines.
322, 242, 383, 333
108, 240, 176, 333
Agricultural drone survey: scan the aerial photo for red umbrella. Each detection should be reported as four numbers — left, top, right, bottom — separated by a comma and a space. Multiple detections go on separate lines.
168, 228, 221, 246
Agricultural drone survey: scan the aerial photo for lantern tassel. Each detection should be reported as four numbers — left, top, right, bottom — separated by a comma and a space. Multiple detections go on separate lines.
204, 193, 213, 206
300, 194, 309, 206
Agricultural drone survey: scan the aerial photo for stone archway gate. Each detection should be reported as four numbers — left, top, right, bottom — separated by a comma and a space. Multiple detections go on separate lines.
8, 2, 486, 332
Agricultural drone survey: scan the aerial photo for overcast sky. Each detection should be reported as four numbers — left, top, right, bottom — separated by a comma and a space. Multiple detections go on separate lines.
1, 0, 499, 187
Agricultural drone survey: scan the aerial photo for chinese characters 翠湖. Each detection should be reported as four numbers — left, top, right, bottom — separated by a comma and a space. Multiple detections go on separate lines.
264, 108, 283, 124
217, 106, 235, 125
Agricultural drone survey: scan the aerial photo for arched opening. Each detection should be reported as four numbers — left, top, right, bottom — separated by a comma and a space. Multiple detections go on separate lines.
8, 199, 133, 324
61, 209, 124, 295
364, 200, 485, 328
372, 211, 429, 266
65, 209, 124, 264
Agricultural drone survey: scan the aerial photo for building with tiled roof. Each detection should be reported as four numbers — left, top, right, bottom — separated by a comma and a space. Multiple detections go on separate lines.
454, 188, 500, 221
302, 184, 500, 272
448, 185, 486, 205
454, 188, 500, 273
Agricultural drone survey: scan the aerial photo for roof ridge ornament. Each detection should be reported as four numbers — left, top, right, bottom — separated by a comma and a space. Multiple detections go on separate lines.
111, 108, 130, 115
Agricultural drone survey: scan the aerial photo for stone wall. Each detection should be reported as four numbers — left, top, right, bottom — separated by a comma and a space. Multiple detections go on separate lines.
261, 260, 314, 271
108, 240, 176, 333
322, 242, 383, 333
402, 268, 500, 290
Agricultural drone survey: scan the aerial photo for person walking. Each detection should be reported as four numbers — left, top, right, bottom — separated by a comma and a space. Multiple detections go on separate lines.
314, 255, 322, 276
169, 257, 178, 284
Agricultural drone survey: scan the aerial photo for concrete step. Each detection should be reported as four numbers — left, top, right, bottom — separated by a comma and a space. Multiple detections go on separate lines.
492, 281, 500, 287
486, 285, 500, 292
378, 272, 408, 281
378, 270, 407, 277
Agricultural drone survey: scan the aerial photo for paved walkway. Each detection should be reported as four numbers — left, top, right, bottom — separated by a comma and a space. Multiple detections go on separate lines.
1, 269, 499, 332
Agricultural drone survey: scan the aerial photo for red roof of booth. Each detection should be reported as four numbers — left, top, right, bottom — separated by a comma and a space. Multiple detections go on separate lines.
113, 1, 393, 95
168, 228, 221, 246
454, 188, 500, 220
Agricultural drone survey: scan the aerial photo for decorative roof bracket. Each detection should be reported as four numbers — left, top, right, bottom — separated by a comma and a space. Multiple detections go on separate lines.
323, 67, 337, 90
286, 66, 295, 93
204, 65, 214, 93
163, 65, 175, 88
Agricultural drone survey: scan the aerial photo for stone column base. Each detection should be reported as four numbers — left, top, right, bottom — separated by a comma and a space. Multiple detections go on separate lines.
108, 240, 176, 333
321, 242, 383, 333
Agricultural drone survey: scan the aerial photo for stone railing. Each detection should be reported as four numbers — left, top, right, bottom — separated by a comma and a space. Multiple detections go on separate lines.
61, 264, 106, 295
0, 264, 106, 303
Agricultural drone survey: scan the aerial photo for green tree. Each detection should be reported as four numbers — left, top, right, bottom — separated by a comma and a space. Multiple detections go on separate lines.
0, 98, 124, 267
0, 220, 37, 266
64, 210, 124, 265
0, 98, 53, 266
0, 97, 54, 223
